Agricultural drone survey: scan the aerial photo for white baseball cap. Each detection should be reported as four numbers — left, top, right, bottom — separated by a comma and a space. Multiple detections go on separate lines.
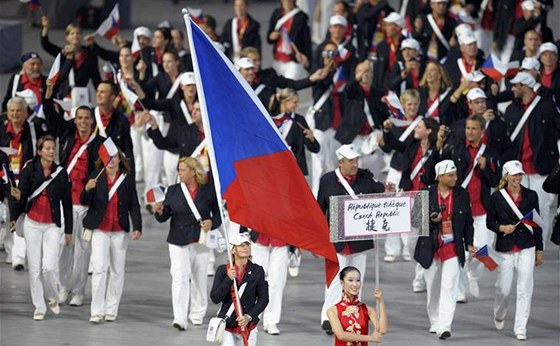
134, 26, 152, 39
431, 0, 448, 3
383, 12, 405, 27
510, 72, 537, 88
229, 232, 251, 247
235, 57, 255, 70
458, 31, 477, 45
401, 38, 420, 51
521, 0, 535, 11
180, 72, 196, 85
329, 14, 347, 27
455, 23, 474, 39
336, 144, 360, 160
435, 160, 457, 176
539, 42, 558, 55
466, 88, 487, 101
502, 160, 524, 176
521, 57, 541, 71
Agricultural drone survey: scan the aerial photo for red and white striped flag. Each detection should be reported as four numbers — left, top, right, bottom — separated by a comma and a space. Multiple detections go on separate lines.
98, 137, 118, 166
131, 33, 141, 59
145, 185, 166, 204
48, 53, 62, 85
96, 4, 120, 40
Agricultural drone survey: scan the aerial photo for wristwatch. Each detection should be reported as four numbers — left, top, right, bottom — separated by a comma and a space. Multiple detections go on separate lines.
245, 314, 252, 322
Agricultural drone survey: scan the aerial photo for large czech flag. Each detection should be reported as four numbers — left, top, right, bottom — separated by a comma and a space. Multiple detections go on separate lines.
183, 12, 339, 285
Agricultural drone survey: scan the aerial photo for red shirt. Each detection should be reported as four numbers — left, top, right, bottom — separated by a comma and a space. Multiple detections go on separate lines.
98, 172, 122, 232
273, 11, 294, 62
334, 294, 369, 346
466, 142, 486, 216
410, 145, 427, 191
20, 73, 43, 106
154, 49, 163, 65
74, 50, 88, 69
237, 17, 249, 44
519, 94, 538, 174
435, 189, 458, 261
27, 165, 54, 224
426, 92, 440, 119
386, 36, 400, 71
99, 109, 113, 128
225, 263, 257, 334
67, 132, 91, 205
6, 122, 24, 176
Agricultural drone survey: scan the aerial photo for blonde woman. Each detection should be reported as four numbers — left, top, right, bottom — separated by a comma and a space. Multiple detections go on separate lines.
154, 157, 221, 330
418, 61, 453, 125
486, 160, 544, 341
40, 16, 101, 96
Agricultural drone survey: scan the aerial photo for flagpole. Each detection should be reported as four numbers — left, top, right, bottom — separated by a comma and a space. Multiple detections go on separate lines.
374, 237, 380, 346
183, 10, 248, 345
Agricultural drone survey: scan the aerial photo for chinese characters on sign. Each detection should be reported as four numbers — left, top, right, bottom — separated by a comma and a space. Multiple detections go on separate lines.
343, 196, 412, 238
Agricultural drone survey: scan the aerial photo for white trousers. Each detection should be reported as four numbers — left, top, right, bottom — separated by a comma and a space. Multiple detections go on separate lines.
463, 214, 496, 285
24, 217, 63, 313
272, 60, 308, 80
168, 242, 210, 325
222, 329, 258, 346
321, 251, 368, 322
58, 205, 88, 291
424, 257, 460, 333
69, 205, 90, 296
141, 134, 163, 193
494, 247, 535, 335
310, 128, 340, 196
251, 243, 289, 326
5, 227, 27, 267
130, 126, 144, 181
522, 174, 556, 249
163, 151, 180, 186
90, 230, 128, 317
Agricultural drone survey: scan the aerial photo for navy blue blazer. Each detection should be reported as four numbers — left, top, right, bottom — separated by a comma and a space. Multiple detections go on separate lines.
211, 261, 269, 328
155, 182, 221, 246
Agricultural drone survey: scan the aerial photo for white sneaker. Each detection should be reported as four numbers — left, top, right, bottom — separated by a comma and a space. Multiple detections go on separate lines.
105, 314, 117, 322
58, 287, 69, 304
172, 320, 186, 330
384, 255, 396, 263
429, 325, 438, 333
515, 333, 527, 340
69, 294, 84, 306
190, 318, 203, 325
468, 278, 480, 298
403, 254, 412, 262
89, 315, 103, 324
494, 318, 504, 330
33, 310, 45, 321
5, 253, 12, 264
265, 324, 280, 335
456, 292, 468, 303
413, 285, 426, 293
47, 300, 60, 315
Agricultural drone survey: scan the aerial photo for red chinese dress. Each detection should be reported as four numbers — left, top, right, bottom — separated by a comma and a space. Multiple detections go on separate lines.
334, 293, 370, 346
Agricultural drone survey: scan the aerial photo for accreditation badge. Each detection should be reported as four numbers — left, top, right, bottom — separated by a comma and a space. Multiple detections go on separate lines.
441, 220, 454, 244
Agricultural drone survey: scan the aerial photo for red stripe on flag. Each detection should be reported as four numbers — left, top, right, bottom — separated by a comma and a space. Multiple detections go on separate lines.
224, 151, 339, 285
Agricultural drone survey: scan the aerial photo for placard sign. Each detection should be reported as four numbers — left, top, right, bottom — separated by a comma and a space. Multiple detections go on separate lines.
329, 191, 429, 242
344, 196, 412, 238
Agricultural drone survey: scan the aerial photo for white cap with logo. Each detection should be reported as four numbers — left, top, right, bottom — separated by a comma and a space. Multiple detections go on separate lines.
466, 88, 487, 101
383, 12, 405, 27
435, 160, 457, 176
336, 144, 360, 160
502, 160, 525, 176
235, 57, 255, 70
510, 72, 537, 88
180, 72, 196, 85
329, 14, 348, 27
401, 38, 420, 51
229, 232, 251, 247
539, 42, 558, 55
